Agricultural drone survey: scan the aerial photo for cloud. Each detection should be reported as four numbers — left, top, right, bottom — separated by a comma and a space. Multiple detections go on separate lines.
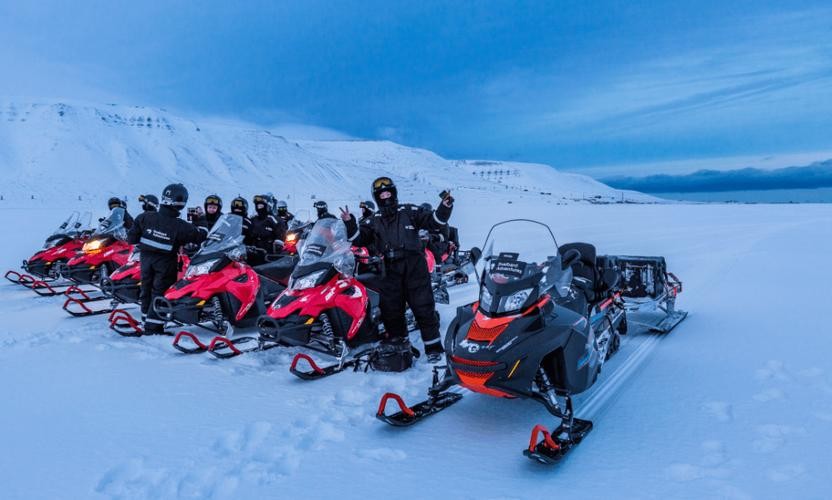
602, 160, 832, 193
472, 7, 832, 144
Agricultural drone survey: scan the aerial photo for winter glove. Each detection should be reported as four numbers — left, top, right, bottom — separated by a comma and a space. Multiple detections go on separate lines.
441, 191, 454, 208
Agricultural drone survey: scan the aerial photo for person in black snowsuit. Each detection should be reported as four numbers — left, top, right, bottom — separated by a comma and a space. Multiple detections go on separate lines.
276, 200, 294, 225
193, 194, 223, 231
342, 177, 454, 369
107, 197, 134, 229
359, 200, 375, 225
314, 200, 336, 220
230, 196, 252, 237
127, 183, 208, 334
139, 194, 159, 212
247, 194, 287, 264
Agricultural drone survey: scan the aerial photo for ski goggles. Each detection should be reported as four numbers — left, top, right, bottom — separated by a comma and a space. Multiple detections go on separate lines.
373, 177, 393, 189
231, 199, 246, 208
205, 196, 221, 206
253, 195, 268, 204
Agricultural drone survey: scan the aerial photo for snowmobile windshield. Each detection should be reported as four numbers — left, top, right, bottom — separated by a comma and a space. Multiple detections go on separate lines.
51, 212, 80, 236
478, 219, 572, 315
197, 214, 245, 260
43, 212, 79, 248
93, 208, 128, 241
296, 218, 355, 278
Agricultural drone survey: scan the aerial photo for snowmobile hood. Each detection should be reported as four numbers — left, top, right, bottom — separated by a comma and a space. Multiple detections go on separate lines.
446, 296, 586, 399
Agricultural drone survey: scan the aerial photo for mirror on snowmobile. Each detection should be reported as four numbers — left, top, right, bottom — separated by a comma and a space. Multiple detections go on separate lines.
561, 248, 581, 270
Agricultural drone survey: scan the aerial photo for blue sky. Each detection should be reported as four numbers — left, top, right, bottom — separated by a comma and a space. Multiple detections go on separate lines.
2, 1, 831, 174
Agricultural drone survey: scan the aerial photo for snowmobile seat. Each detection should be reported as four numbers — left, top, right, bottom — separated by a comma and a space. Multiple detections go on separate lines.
559, 242, 599, 303
259, 275, 285, 303
254, 256, 296, 285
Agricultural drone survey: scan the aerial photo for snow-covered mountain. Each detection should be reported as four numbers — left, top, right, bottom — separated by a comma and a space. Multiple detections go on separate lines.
0, 100, 653, 208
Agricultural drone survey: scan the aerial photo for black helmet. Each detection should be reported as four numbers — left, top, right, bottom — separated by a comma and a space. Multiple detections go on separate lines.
204, 194, 222, 211
231, 196, 248, 215
360, 200, 376, 211
313, 200, 328, 217
253, 194, 271, 215
276, 200, 288, 214
139, 194, 159, 212
161, 183, 188, 209
371, 177, 397, 208
107, 197, 125, 210
419, 202, 432, 211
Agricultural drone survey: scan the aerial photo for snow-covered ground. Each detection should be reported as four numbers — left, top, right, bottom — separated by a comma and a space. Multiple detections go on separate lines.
2, 200, 830, 499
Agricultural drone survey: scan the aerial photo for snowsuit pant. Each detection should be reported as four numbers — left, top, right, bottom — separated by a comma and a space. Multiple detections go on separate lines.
139, 252, 179, 333
378, 252, 441, 351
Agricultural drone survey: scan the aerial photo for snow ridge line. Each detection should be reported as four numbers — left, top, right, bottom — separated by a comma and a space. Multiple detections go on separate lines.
579, 333, 664, 419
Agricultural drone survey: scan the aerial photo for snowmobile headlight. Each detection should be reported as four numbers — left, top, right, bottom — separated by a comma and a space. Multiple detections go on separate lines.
185, 258, 219, 278
286, 232, 297, 243
291, 269, 326, 290
498, 288, 532, 314
82, 239, 103, 254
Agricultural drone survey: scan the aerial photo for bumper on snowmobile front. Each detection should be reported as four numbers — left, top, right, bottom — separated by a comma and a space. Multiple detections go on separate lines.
153, 296, 201, 325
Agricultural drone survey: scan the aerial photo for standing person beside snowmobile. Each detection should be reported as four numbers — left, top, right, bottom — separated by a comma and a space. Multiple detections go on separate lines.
248, 194, 287, 264
314, 200, 336, 220
127, 183, 208, 335
341, 177, 454, 369
106, 197, 134, 229
276, 200, 294, 225
138, 194, 158, 213
193, 194, 223, 231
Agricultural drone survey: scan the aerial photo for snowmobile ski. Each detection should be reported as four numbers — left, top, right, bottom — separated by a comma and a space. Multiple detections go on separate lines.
205, 335, 279, 359
62, 287, 113, 317
288, 352, 369, 380
523, 419, 593, 464
376, 391, 464, 426
109, 309, 143, 336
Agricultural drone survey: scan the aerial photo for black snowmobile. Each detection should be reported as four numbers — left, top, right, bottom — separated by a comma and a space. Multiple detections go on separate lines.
376, 219, 686, 464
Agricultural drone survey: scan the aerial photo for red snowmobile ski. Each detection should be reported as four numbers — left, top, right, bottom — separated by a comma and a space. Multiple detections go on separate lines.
375, 219, 687, 465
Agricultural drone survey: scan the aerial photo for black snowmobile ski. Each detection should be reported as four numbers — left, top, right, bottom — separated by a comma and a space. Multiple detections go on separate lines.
109, 309, 144, 336
524, 419, 593, 464
170, 331, 280, 358
376, 391, 464, 426
376, 365, 464, 425
289, 352, 369, 380
62, 286, 114, 317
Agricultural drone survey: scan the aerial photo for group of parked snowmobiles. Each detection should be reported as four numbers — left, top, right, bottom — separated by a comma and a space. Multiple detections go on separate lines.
7, 198, 687, 465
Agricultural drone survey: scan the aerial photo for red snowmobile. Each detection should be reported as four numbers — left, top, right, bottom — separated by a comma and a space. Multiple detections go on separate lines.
60, 208, 133, 317
5, 211, 94, 295
62, 208, 132, 286
148, 214, 294, 344
376, 219, 687, 465
179, 218, 385, 363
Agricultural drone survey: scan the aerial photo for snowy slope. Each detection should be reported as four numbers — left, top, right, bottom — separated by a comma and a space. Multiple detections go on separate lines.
0, 100, 655, 210
2, 201, 831, 499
